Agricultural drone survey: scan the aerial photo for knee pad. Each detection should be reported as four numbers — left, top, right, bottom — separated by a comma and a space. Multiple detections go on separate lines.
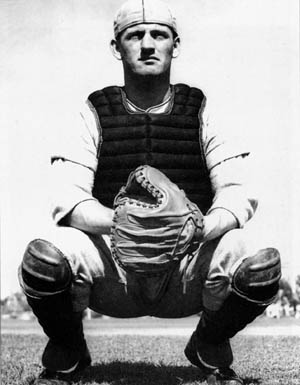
232, 248, 281, 304
20, 239, 72, 297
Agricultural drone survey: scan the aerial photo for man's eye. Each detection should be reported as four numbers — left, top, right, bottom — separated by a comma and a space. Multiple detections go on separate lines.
152, 32, 168, 39
128, 33, 143, 40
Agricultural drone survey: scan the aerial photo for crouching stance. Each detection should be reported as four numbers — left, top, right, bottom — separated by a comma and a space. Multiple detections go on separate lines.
19, 1, 281, 384
19, 167, 281, 385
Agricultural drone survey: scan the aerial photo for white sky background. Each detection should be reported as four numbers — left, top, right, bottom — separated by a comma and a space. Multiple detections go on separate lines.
1, 0, 299, 298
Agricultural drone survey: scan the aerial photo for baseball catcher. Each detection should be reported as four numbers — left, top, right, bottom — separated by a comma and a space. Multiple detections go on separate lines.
19, 0, 281, 384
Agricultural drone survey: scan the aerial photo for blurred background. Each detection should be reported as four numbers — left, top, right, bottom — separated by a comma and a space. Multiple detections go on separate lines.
1, 0, 299, 309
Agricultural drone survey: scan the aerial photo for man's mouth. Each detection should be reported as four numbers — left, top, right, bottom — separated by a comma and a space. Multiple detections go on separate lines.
139, 56, 159, 61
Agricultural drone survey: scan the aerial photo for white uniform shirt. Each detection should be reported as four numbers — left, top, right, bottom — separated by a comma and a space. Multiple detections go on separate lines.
51, 87, 258, 228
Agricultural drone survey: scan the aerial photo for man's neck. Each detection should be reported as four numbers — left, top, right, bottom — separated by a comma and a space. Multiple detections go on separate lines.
124, 73, 171, 110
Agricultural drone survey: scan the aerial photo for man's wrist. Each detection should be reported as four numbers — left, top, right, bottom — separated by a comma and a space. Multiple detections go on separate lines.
65, 199, 114, 235
202, 208, 238, 242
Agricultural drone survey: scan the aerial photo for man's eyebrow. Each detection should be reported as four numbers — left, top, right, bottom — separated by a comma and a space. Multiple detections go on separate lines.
125, 29, 144, 36
151, 29, 169, 34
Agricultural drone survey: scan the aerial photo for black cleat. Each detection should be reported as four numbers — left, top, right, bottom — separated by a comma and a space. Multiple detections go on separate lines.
42, 339, 91, 373
28, 339, 91, 385
185, 332, 243, 385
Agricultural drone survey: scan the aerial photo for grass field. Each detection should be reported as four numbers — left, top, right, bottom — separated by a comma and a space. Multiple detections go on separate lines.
2, 317, 300, 385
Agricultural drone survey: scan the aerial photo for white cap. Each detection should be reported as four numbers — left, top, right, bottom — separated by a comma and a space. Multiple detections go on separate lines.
113, 0, 178, 38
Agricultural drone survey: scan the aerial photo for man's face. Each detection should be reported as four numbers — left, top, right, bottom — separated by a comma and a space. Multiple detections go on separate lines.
113, 23, 180, 77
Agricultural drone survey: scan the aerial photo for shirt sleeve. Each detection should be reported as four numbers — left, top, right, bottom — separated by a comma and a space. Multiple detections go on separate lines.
201, 98, 258, 227
50, 100, 101, 225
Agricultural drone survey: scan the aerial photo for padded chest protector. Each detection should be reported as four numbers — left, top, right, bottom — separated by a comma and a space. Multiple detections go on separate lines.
88, 84, 213, 213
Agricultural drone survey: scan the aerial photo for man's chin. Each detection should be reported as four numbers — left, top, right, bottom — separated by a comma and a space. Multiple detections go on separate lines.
134, 68, 165, 78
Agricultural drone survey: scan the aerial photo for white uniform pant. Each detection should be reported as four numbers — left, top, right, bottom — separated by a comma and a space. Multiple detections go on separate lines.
22, 226, 263, 317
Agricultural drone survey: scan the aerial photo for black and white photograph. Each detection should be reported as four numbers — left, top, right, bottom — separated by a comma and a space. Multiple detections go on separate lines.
1, 1, 300, 384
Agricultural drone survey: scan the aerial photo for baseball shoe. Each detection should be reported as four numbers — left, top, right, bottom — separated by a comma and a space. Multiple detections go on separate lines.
29, 339, 91, 385
41, 338, 91, 373
184, 332, 243, 385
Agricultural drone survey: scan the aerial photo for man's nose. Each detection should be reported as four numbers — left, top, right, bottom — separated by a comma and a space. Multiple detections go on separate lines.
140, 33, 155, 51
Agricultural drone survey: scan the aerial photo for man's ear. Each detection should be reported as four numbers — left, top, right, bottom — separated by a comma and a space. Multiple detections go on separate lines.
110, 39, 122, 60
172, 36, 181, 58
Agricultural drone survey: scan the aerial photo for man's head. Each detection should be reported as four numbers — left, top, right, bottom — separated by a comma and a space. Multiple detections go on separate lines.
111, 0, 180, 79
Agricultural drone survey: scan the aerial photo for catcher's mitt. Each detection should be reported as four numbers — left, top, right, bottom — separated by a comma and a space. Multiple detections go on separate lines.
111, 165, 204, 275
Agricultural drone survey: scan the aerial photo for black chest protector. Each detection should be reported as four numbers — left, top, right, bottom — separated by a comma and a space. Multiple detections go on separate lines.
88, 84, 213, 214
